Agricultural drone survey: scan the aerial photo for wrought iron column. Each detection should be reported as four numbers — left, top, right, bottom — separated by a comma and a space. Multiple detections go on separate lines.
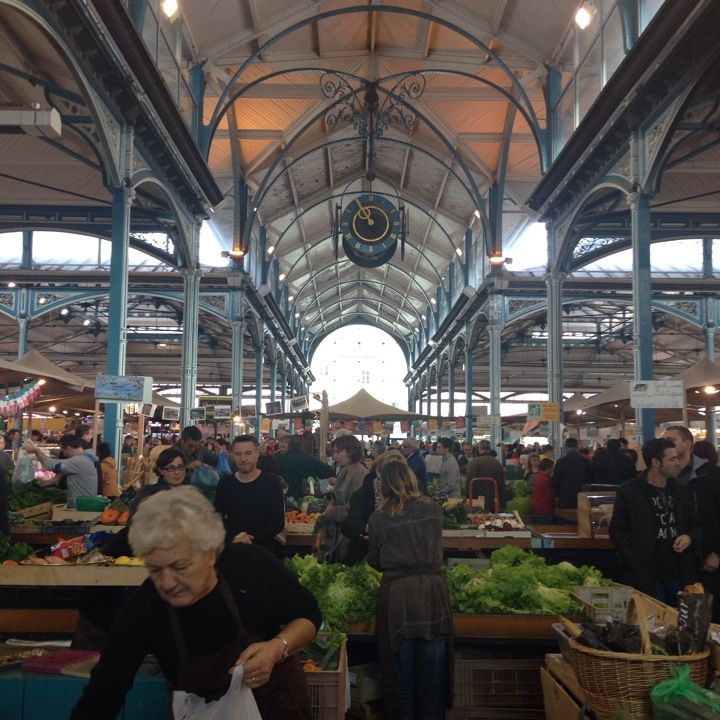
488, 295, 503, 449
270, 359, 277, 403
545, 270, 565, 456
630, 190, 655, 442
231, 294, 245, 427
704, 304, 717, 443
464, 344, 473, 442
255, 341, 263, 441
448, 363, 455, 420
436, 369, 442, 425
180, 264, 201, 428
105, 183, 134, 458
16, 288, 30, 358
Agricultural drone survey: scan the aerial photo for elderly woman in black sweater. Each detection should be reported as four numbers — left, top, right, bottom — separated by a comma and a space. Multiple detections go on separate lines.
72, 486, 321, 720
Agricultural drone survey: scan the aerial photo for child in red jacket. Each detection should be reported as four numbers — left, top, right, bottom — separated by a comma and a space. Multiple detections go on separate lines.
532, 458, 555, 524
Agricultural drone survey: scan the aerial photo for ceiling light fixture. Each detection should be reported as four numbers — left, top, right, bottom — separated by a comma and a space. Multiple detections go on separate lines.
267, 245, 275, 255
8, 282, 16, 288
161, 0, 179, 19
455, 247, 463, 257
83, 318, 91, 326
60, 308, 69, 316
38, 296, 47, 305
287, 295, 294, 302
703, 385, 719, 395
278, 273, 286, 282
489, 252, 505, 266
575, 1, 596, 30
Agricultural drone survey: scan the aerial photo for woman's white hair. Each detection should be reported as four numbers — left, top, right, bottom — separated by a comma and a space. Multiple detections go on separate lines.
129, 485, 226, 557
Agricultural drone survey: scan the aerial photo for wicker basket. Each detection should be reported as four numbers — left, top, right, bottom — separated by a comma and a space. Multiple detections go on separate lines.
570, 594, 710, 720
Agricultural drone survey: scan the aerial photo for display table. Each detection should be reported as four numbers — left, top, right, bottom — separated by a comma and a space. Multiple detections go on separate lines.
0, 656, 169, 720
0, 566, 147, 636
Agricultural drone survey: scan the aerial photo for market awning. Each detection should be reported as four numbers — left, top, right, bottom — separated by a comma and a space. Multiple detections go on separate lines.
0, 349, 94, 391
327, 388, 418, 420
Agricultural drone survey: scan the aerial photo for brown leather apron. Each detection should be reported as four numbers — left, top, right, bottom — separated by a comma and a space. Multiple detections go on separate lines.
376, 566, 454, 719
169, 575, 312, 719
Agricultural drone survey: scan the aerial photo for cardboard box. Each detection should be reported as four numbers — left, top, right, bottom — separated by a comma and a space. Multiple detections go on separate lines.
577, 491, 615, 538
51, 504, 102, 522
15, 502, 53, 520
541, 666, 590, 720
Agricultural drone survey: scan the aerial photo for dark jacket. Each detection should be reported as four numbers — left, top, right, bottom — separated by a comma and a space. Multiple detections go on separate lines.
277, 448, 334, 500
609, 474, 702, 595
466, 453, 506, 509
591, 449, 637, 486
341, 472, 377, 564
406, 450, 428, 494
551, 449, 592, 508
682, 459, 720, 559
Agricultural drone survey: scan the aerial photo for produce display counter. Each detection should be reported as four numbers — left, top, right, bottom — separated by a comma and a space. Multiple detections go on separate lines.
283, 526, 615, 552
0, 566, 147, 636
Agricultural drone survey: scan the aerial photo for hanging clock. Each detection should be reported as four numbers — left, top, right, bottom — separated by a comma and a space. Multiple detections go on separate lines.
340, 193, 401, 268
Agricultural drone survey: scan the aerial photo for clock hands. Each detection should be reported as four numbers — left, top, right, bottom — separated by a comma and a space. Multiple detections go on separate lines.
355, 198, 374, 226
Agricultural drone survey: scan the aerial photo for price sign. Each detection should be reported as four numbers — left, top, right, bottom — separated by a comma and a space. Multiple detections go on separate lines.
527, 402, 560, 421
630, 380, 684, 409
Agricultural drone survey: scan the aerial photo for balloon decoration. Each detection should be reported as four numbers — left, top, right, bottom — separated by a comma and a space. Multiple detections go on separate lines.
0, 379, 43, 414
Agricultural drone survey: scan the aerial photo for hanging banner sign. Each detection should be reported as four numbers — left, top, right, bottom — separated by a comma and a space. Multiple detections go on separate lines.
400, 420, 410, 433
630, 380, 684, 409
455, 417, 466, 429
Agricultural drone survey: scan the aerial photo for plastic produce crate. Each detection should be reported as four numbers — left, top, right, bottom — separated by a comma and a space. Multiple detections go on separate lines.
453, 652, 544, 708
305, 640, 347, 720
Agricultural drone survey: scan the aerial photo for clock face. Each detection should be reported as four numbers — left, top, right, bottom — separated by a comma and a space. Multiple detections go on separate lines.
340, 194, 400, 268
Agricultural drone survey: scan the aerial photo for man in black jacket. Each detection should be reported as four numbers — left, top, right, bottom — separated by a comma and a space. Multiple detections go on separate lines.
664, 425, 720, 620
609, 438, 701, 603
551, 437, 592, 509
592, 438, 637, 485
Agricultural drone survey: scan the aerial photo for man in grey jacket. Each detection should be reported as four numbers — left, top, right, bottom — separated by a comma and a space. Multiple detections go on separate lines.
24, 435, 99, 507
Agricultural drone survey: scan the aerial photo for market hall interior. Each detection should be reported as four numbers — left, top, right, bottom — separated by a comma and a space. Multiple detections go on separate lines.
0, 0, 718, 454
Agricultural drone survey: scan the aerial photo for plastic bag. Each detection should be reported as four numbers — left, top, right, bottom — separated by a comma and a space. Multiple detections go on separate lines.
650, 664, 720, 719
12, 454, 36, 492
190, 464, 220, 491
216, 451, 232, 477
172, 665, 261, 720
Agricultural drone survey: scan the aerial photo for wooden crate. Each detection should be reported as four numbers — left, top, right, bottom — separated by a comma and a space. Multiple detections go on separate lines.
14, 502, 53, 520
51, 504, 102, 522
305, 640, 347, 720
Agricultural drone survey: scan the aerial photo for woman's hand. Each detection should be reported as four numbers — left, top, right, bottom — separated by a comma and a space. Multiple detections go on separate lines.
232, 532, 254, 544
234, 640, 284, 687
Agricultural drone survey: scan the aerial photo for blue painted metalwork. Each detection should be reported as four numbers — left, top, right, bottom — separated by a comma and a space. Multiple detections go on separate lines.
189, 63, 204, 141
20, 230, 32, 270
180, 266, 201, 427
631, 190, 656, 442
105, 184, 133, 459
255, 341, 263, 442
